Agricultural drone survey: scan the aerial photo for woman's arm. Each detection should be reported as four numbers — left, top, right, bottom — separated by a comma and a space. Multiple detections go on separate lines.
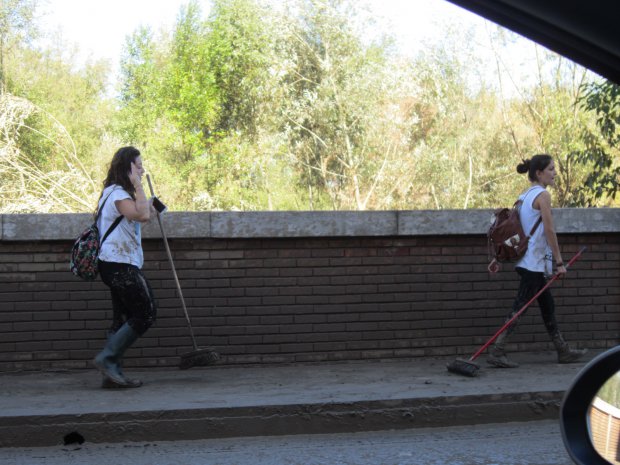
115, 162, 150, 222
534, 190, 566, 276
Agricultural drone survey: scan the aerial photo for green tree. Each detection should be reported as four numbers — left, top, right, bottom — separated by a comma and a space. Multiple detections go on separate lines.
0, 2, 114, 213
475, 36, 596, 208
2, 0, 610, 213
116, 0, 282, 210
0, 0, 36, 89
206, 0, 274, 136
509, 49, 593, 207
165, 1, 217, 154
279, 0, 419, 210
192, 0, 281, 209
402, 24, 522, 210
117, 26, 161, 147
116, 2, 216, 208
568, 79, 620, 206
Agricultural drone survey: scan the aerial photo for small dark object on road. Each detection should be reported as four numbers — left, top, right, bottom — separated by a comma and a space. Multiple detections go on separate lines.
63, 431, 84, 445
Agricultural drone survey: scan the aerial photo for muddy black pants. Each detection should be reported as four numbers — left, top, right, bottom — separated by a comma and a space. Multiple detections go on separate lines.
98, 260, 157, 336
504, 267, 559, 338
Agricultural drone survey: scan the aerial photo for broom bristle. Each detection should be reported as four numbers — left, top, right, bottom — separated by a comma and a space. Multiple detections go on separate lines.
446, 358, 480, 377
179, 348, 220, 370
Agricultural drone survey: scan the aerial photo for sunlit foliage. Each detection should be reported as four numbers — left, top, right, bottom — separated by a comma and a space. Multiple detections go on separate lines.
1, 0, 618, 212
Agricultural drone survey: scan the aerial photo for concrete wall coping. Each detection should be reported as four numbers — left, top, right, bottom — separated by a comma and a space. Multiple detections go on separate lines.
0, 208, 618, 241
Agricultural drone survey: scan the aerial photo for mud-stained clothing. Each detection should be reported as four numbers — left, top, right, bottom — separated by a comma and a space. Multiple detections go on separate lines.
505, 186, 559, 337
503, 267, 559, 338
99, 260, 156, 336
97, 184, 155, 336
97, 185, 144, 268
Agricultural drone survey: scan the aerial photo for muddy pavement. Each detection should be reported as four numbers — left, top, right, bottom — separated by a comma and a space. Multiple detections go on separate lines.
1, 352, 590, 417
0, 351, 596, 448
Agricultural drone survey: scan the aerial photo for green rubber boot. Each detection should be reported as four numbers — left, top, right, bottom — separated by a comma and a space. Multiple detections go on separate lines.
94, 323, 142, 388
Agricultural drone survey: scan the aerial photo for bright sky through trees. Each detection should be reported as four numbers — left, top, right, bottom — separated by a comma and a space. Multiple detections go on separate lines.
38, 0, 544, 99
39, 0, 477, 70
39, 0, 195, 65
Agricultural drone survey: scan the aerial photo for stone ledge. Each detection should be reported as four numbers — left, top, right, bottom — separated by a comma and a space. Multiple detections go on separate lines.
210, 211, 398, 238
0, 208, 618, 241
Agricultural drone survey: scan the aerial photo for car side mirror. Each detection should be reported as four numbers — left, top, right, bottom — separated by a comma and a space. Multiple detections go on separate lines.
561, 345, 620, 464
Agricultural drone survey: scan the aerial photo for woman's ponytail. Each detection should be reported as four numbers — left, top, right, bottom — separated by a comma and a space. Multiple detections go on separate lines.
517, 154, 553, 182
516, 159, 530, 175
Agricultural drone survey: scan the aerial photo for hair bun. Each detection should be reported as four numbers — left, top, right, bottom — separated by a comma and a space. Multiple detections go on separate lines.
516, 159, 530, 174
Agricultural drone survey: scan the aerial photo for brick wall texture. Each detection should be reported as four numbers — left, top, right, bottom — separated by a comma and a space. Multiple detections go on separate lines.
0, 233, 618, 371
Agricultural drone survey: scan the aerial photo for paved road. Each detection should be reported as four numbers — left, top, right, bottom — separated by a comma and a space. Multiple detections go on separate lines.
0, 420, 573, 465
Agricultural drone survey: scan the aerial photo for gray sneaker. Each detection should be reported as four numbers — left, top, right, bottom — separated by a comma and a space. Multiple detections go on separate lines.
552, 332, 588, 364
487, 348, 519, 368
557, 347, 588, 364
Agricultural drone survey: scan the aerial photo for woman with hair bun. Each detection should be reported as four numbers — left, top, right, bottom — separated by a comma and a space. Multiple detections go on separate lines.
486, 154, 587, 368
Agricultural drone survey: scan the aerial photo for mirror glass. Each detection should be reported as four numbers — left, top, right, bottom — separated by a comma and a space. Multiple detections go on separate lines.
589, 370, 620, 464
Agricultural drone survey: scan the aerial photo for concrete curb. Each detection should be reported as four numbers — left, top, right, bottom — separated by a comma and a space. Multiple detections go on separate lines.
0, 391, 563, 447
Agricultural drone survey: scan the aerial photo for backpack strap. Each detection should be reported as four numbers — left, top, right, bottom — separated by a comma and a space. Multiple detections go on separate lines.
529, 216, 542, 236
96, 188, 124, 247
518, 187, 543, 237
100, 215, 124, 246
95, 190, 114, 222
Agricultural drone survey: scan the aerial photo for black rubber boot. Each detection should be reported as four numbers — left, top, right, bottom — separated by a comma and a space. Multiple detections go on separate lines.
552, 332, 588, 364
93, 323, 142, 388
487, 332, 519, 368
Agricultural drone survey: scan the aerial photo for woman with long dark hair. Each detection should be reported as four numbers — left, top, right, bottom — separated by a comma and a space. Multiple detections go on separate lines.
93, 146, 156, 388
487, 154, 587, 368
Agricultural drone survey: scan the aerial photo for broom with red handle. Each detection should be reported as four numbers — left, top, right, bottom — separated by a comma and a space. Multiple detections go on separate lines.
447, 246, 587, 377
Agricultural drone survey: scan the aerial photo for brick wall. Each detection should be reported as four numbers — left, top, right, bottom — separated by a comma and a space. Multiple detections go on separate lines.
0, 210, 618, 371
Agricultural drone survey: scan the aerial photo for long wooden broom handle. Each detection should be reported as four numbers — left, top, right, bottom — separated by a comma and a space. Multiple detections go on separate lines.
146, 174, 199, 351
470, 246, 587, 362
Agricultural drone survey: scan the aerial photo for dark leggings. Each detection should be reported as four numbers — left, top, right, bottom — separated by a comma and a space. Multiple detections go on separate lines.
98, 260, 157, 336
504, 267, 559, 338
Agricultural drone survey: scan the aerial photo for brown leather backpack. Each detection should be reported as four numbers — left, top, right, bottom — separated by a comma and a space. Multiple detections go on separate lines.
487, 199, 542, 263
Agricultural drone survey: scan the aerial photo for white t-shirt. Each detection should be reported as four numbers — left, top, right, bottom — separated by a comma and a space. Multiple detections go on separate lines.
515, 185, 552, 275
96, 185, 144, 268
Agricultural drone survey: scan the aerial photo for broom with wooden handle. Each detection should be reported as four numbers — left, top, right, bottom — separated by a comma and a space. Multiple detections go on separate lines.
146, 174, 220, 369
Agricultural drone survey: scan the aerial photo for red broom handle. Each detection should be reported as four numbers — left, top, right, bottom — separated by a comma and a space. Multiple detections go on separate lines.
470, 246, 587, 362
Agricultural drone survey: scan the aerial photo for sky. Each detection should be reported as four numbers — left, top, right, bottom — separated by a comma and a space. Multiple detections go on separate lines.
38, 0, 480, 64
38, 0, 199, 64
36, 0, 546, 95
